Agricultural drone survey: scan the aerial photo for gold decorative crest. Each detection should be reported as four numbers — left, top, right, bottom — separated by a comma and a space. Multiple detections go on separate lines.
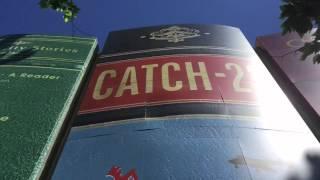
148, 26, 201, 43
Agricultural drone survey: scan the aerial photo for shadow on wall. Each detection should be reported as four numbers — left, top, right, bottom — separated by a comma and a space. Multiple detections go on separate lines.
0, 34, 36, 65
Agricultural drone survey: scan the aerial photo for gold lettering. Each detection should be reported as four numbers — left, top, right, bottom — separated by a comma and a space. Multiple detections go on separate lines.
185, 62, 212, 91
142, 64, 158, 93
93, 70, 116, 100
286, 39, 304, 48
162, 62, 182, 91
115, 66, 138, 97
225, 63, 251, 93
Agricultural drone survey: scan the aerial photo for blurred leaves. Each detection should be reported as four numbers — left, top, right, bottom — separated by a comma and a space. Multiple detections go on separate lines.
39, 0, 79, 23
280, 0, 320, 63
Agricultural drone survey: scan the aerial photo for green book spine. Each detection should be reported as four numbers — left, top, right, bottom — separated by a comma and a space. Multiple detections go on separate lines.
0, 35, 97, 180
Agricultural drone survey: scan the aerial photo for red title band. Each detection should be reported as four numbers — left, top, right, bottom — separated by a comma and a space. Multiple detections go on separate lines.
79, 54, 257, 114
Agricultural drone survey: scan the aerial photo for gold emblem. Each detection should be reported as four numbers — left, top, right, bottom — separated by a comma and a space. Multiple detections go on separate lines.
148, 26, 201, 43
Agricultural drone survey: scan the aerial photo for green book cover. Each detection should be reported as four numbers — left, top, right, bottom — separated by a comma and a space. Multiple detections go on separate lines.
0, 35, 97, 179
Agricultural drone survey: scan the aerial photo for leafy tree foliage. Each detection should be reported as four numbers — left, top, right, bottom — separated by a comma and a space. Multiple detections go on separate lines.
39, 0, 79, 23
280, 0, 320, 63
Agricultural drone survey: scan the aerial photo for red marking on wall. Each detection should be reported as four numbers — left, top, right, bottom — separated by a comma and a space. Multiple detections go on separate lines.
106, 166, 138, 180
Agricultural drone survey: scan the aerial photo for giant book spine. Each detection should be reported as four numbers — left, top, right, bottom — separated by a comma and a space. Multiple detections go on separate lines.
0, 35, 97, 179
54, 25, 318, 180
256, 31, 320, 140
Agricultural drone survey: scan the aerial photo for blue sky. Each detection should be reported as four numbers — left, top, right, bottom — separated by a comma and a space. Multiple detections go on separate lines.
1, 0, 282, 49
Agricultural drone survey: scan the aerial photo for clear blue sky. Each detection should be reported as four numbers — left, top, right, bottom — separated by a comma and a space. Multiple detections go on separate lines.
1, 0, 282, 49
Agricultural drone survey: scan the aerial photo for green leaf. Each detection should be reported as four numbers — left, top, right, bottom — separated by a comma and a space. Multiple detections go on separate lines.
299, 41, 320, 62
39, 0, 49, 8
64, 17, 69, 23
280, 0, 320, 63
313, 54, 320, 63
38, 0, 79, 23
